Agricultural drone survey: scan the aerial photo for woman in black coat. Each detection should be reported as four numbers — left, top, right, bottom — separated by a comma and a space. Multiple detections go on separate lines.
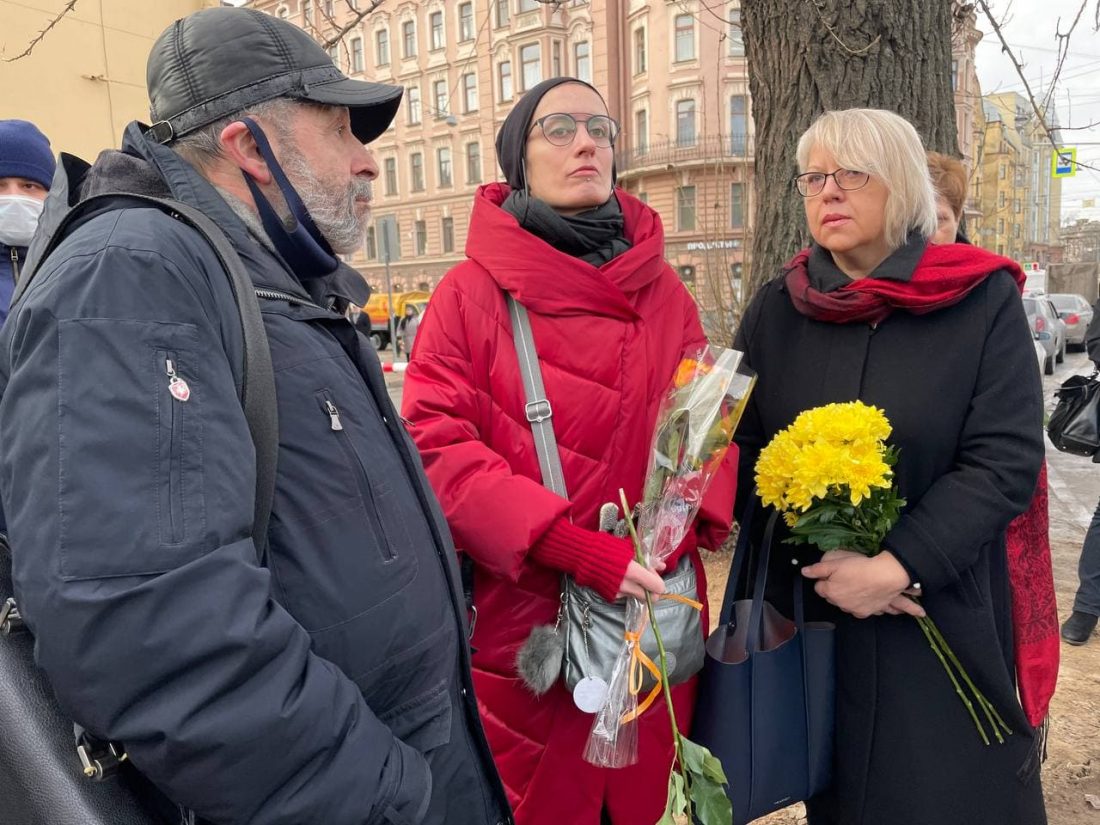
733, 108, 1047, 825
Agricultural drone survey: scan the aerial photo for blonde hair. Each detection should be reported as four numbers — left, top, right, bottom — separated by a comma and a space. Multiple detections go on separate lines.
796, 108, 938, 251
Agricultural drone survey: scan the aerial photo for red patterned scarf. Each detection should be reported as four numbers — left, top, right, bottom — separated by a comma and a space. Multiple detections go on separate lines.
785, 242, 1059, 726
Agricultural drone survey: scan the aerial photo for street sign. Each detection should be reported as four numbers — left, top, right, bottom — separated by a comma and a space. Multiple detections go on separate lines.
1052, 147, 1077, 178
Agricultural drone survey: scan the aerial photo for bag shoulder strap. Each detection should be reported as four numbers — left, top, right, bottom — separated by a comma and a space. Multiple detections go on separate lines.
506, 294, 568, 499
17, 193, 277, 563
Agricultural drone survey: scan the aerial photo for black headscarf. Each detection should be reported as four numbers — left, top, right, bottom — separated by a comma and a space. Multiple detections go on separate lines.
494, 76, 627, 266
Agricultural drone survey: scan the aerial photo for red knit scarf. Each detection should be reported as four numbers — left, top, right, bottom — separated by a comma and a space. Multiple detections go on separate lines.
784, 242, 1059, 727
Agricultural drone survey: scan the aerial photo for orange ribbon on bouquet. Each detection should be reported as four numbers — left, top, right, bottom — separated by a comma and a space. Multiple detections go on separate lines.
619, 591, 703, 724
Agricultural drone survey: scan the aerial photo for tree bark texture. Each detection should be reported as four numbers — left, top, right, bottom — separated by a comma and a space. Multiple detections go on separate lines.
741, 0, 959, 297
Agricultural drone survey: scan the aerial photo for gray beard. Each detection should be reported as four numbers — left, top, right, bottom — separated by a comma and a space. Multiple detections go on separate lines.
213, 186, 277, 254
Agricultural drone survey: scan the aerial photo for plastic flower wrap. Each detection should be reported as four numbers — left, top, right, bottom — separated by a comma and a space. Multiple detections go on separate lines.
755, 401, 1013, 746
583, 346, 755, 824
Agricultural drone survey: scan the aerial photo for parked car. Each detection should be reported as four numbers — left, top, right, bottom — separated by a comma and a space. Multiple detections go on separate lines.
1023, 295, 1067, 375
1049, 293, 1094, 350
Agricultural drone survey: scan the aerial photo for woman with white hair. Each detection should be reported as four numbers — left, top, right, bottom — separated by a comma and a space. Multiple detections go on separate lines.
731, 109, 1047, 824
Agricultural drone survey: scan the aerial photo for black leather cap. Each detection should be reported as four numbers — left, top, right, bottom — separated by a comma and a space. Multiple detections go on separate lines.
147, 7, 402, 145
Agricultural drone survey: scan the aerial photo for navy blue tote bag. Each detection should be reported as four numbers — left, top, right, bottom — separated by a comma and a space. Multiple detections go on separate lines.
690, 504, 835, 824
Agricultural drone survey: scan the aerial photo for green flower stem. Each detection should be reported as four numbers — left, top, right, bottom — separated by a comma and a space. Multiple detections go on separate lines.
915, 616, 991, 746
619, 491, 689, 796
922, 615, 1012, 741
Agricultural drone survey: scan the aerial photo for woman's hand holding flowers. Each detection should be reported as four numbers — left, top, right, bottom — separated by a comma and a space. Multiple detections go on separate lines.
615, 559, 666, 601
802, 550, 925, 619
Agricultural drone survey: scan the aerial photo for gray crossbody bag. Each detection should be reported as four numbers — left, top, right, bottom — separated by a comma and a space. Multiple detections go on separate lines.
507, 296, 704, 706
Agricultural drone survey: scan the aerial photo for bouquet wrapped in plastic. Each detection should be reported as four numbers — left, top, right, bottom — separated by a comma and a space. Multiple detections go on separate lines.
583, 345, 755, 822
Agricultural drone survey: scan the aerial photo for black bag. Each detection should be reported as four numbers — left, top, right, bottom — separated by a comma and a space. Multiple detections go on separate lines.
690, 505, 836, 825
0, 170, 278, 824
1047, 370, 1100, 457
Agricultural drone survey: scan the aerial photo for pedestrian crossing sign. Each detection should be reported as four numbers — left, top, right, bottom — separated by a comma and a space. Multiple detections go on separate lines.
1052, 148, 1077, 178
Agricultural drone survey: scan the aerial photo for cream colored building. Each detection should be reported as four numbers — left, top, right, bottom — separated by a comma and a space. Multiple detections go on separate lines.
0, 0, 220, 160
251, 0, 751, 312
951, 9, 983, 224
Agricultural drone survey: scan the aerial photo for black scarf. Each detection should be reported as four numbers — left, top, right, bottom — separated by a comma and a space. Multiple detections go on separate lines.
502, 190, 631, 267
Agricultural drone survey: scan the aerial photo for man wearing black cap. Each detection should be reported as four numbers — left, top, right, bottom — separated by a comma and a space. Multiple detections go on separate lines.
0, 8, 509, 825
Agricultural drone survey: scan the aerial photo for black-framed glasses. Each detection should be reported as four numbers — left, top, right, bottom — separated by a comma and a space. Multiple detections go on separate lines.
793, 168, 870, 197
530, 113, 620, 148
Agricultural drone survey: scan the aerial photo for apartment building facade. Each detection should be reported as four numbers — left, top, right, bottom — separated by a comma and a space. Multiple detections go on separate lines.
251, 0, 751, 305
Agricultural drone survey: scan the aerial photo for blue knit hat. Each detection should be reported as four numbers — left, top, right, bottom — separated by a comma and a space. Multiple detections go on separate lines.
0, 120, 56, 190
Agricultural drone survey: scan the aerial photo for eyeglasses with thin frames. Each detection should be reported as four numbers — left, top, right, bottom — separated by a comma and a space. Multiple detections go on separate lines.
529, 113, 621, 148
793, 168, 870, 197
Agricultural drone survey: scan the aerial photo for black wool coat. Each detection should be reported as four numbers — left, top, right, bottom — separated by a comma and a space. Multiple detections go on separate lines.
732, 238, 1047, 825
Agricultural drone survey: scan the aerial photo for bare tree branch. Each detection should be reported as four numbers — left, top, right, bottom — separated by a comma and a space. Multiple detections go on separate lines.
975, 0, 1100, 173
3, 0, 78, 63
322, 0, 385, 49
1039, 0, 1087, 113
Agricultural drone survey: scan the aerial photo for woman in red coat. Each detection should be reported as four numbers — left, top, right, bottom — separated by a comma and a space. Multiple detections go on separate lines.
401, 77, 735, 824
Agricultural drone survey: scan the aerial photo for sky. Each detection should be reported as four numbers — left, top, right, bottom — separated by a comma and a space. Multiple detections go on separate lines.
974, 0, 1100, 224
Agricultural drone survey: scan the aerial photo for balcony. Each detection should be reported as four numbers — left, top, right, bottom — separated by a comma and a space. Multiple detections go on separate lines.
616, 135, 753, 175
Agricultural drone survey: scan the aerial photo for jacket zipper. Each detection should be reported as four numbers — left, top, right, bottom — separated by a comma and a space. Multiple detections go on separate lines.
162, 352, 185, 543
316, 390, 396, 562
254, 287, 326, 311
10, 247, 19, 283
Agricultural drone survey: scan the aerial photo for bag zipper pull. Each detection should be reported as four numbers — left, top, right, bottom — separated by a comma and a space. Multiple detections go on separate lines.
165, 358, 191, 402
324, 399, 343, 431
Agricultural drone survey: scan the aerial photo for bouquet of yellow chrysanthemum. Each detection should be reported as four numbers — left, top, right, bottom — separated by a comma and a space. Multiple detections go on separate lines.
755, 402, 1012, 746
755, 401, 905, 553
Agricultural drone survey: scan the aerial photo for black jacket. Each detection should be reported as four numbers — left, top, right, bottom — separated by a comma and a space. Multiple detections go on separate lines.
1086, 294, 1100, 365
0, 123, 510, 825
733, 237, 1046, 825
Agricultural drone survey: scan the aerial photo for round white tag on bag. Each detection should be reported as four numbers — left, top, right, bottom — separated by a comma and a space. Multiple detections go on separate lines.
663, 651, 677, 677
572, 676, 609, 713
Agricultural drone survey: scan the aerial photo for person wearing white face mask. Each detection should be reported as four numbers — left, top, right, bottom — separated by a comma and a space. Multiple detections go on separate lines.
0, 120, 55, 325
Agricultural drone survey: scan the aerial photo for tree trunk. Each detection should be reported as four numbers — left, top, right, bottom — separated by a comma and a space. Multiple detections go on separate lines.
741, 0, 958, 297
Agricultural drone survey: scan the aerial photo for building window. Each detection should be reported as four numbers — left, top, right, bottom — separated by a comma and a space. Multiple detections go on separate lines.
675, 15, 694, 62
466, 141, 482, 182
442, 216, 455, 253
520, 43, 541, 91
365, 225, 377, 259
351, 38, 364, 72
376, 29, 390, 65
415, 220, 427, 255
519, 0, 539, 11
303, 0, 313, 24
323, 0, 333, 15
385, 156, 398, 194
731, 182, 744, 228
552, 41, 562, 76
430, 11, 444, 50
730, 95, 747, 155
433, 79, 448, 116
407, 86, 421, 124
997, 218, 1004, 234
728, 8, 744, 56
1013, 223, 1020, 239
402, 20, 417, 58
327, 44, 340, 66
676, 99, 696, 147
677, 186, 696, 231
637, 191, 648, 204
496, 0, 510, 26
633, 27, 647, 74
574, 41, 591, 83
1014, 198, 1022, 214
997, 244, 1004, 255
459, 2, 474, 41
438, 146, 453, 187
998, 191, 1005, 209
411, 152, 425, 191
498, 60, 513, 101
634, 109, 648, 154
951, 59, 958, 92
462, 73, 478, 113
999, 163, 1006, 179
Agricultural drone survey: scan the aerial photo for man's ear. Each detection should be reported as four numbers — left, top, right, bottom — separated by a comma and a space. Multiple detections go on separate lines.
219, 121, 272, 186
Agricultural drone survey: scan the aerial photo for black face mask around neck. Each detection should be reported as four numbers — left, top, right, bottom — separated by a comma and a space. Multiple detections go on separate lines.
239, 117, 339, 279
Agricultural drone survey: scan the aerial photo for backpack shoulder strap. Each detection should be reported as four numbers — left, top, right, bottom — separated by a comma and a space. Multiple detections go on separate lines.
15, 194, 277, 563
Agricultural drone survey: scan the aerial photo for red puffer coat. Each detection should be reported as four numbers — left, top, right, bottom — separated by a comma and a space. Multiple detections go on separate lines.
402, 183, 735, 825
